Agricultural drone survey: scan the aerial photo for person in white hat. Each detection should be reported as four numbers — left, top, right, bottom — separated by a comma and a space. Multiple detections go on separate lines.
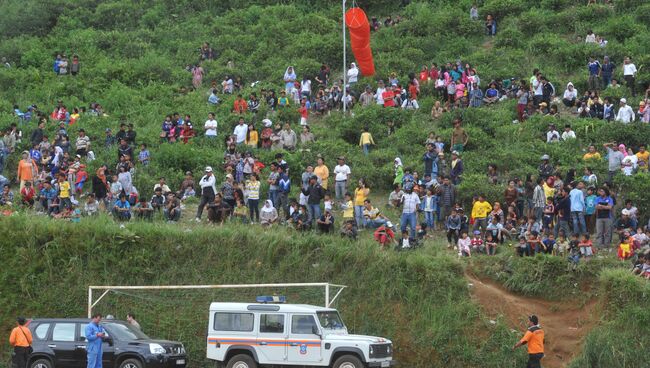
615, 98, 635, 123
196, 166, 216, 221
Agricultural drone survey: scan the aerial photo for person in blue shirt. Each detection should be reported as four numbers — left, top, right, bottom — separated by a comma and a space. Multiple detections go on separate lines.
569, 181, 587, 235
587, 57, 601, 91
39, 181, 59, 215
483, 83, 499, 104
277, 167, 291, 220
85, 313, 106, 368
113, 193, 131, 221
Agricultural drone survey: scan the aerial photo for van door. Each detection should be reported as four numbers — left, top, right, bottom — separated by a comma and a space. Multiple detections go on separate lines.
287, 314, 322, 363
256, 313, 287, 364
207, 312, 255, 362
50, 323, 83, 368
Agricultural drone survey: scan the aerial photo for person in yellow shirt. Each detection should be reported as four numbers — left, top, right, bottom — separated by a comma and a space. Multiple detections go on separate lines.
245, 123, 259, 147
513, 314, 544, 368
542, 179, 555, 201
354, 179, 370, 226
636, 144, 649, 172
583, 145, 602, 161
9, 316, 33, 368
58, 173, 72, 210
359, 127, 375, 156
341, 192, 354, 222
314, 156, 329, 190
471, 195, 492, 233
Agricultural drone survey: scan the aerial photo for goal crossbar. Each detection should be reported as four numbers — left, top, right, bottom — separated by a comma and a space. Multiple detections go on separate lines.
87, 282, 347, 317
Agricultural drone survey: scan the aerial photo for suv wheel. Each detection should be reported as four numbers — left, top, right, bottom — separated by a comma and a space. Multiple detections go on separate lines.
226, 354, 257, 368
119, 358, 143, 368
30, 359, 53, 368
332, 354, 364, 368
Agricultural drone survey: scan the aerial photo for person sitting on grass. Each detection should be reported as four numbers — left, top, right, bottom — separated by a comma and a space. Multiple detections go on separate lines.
397, 230, 413, 250
259, 199, 279, 227
617, 235, 633, 260
317, 209, 335, 233
374, 222, 396, 250
567, 234, 581, 270
485, 233, 497, 256
483, 83, 499, 104
470, 230, 484, 254
134, 197, 154, 221
555, 233, 569, 257
632, 254, 650, 279
340, 220, 358, 240
458, 231, 471, 257
164, 193, 181, 222
20, 182, 35, 208
528, 230, 541, 255
232, 199, 249, 224
578, 233, 594, 261
516, 235, 528, 257
113, 193, 131, 221
207, 193, 231, 225
541, 233, 555, 254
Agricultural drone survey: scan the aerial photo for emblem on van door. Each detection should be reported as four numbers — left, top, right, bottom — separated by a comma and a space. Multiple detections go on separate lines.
300, 344, 307, 355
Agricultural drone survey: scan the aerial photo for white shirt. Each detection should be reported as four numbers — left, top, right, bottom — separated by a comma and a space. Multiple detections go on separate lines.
300, 79, 311, 93
233, 123, 248, 143
199, 174, 217, 194
561, 130, 576, 140
375, 88, 385, 104
623, 63, 637, 76
616, 105, 635, 123
401, 192, 421, 214
204, 119, 218, 136
334, 164, 351, 181
546, 130, 560, 143
585, 34, 596, 43
347, 67, 359, 83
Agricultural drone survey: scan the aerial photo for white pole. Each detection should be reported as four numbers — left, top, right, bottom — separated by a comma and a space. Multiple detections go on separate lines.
325, 284, 331, 307
342, 0, 347, 113
87, 287, 92, 318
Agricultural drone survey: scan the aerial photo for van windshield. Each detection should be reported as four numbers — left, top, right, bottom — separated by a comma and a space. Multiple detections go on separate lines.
103, 322, 150, 341
316, 311, 345, 330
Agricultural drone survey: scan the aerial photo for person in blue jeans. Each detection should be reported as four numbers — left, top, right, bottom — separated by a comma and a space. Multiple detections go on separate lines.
569, 181, 587, 235
419, 188, 438, 231
85, 313, 106, 368
400, 186, 421, 239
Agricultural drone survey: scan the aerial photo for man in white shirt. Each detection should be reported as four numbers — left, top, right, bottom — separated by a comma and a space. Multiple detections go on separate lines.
333, 156, 351, 201
623, 56, 637, 96
204, 113, 218, 138
375, 81, 385, 105
196, 166, 217, 221
233, 117, 248, 144
615, 98, 635, 124
561, 124, 576, 140
546, 124, 560, 143
400, 186, 421, 239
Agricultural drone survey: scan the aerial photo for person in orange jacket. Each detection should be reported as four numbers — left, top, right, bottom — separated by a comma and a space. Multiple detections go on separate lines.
9, 316, 33, 368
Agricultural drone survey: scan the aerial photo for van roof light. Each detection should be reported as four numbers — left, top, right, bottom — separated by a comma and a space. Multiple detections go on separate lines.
256, 295, 286, 304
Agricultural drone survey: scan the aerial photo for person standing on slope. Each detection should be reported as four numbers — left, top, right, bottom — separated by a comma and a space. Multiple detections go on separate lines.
513, 314, 544, 368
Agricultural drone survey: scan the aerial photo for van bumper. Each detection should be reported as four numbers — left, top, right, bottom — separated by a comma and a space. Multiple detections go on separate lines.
368, 360, 397, 367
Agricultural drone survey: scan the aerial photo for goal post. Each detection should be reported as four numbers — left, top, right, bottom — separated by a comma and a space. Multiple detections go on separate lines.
87, 282, 347, 318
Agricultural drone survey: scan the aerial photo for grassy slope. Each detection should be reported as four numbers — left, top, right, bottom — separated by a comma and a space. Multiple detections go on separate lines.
0, 215, 529, 367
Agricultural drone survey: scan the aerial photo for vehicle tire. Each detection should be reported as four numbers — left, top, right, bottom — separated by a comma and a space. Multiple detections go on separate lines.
30, 359, 53, 368
119, 358, 143, 368
226, 354, 257, 368
332, 354, 364, 368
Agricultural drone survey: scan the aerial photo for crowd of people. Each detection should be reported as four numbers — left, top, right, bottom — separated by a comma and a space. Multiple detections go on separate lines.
4, 27, 650, 280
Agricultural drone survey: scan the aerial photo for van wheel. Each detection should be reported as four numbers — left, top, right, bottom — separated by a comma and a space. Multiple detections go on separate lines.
30, 359, 53, 368
226, 354, 257, 368
119, 358, 143, 368
333, 354, 364, 368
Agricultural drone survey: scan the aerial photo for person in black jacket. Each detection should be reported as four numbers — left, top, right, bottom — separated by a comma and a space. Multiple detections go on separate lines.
302, 175, 325, 224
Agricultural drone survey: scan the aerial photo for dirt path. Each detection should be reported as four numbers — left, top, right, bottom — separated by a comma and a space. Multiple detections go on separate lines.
466, 274, 596, 368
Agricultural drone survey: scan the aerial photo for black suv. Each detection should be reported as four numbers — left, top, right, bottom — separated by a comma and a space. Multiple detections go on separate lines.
26, 318, 187, 368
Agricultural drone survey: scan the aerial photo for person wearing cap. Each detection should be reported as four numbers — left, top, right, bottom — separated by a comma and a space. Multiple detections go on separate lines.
615, 98, 635, 123
614, 209, 636, 243
10, 316, 33, 368
513, 314, 544, 368
196, 166, 217, 221
333, 157, 351, 202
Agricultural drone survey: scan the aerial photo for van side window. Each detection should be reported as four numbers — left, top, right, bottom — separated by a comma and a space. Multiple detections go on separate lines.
259, 314, 284, 333
214, 313, 254, 332
291, 315, 317, 334
52, 323, 77, 342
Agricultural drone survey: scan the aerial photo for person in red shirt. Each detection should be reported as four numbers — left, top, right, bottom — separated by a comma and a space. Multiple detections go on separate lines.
20, 181, 36, 207
232, 94, 248, 114
419, 66, 429, 83
299, 99, 309, 126
382, 86, 396, 107
429, 63, 439, 81
408, 81, 418, 100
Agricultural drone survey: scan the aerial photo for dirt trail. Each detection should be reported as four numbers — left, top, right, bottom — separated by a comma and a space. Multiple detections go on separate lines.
466, 274, 596, 368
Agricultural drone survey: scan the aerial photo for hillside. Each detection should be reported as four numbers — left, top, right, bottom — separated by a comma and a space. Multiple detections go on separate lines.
0, 0, 649, 367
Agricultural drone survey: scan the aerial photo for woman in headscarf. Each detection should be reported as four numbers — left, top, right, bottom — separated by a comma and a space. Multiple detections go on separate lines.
347, 63, 359, 84
393, 158, 404, 185
618, 144, 628, 157
260, 199, 279, 226
284, 66, 296, 96
562, 82, 578, 107
622, 147, 637, 176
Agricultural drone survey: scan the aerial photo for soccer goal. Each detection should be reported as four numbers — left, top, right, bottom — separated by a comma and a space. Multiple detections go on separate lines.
87, 282, 347, 318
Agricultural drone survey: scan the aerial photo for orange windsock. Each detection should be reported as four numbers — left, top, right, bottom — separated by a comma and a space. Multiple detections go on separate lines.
345, 8, 375, 76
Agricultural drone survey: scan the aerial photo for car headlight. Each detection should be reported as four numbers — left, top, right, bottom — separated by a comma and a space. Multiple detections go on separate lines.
369, 346, 374, 355
149, 343, 166, 354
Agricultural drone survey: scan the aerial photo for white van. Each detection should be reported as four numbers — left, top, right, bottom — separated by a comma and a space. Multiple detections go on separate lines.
207, 301, 395, 368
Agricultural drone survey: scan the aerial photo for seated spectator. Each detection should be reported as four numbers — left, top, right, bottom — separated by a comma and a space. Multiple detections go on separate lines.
0, 184, 14, 206
134, 198, 154, 220
112, 193, 131, 221
260, 199, 279, 226
562, 83, 578, 107
374, 223, 396, 249
483, 83, 499, 104
232, 94, 248, 114
20, 182, 35, 207
164, 194, 181, 222
340, 220, 358, 240
317, 209, 335, 233
388, 184, 404, 208
208, 89, 220, 105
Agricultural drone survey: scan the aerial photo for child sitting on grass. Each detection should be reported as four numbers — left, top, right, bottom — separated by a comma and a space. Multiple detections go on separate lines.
485, 233, 497, 255
233, 199, 249, 224
471, 230, 484, 254
516, 235, 528, 257
555, 233, 569, 257
458, 231, 471, 257
617, 235, 633, 260
632, 254, 650, 279
541, 233, 556, 255
578, 233, 594, 261
528, 230, 541, 255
